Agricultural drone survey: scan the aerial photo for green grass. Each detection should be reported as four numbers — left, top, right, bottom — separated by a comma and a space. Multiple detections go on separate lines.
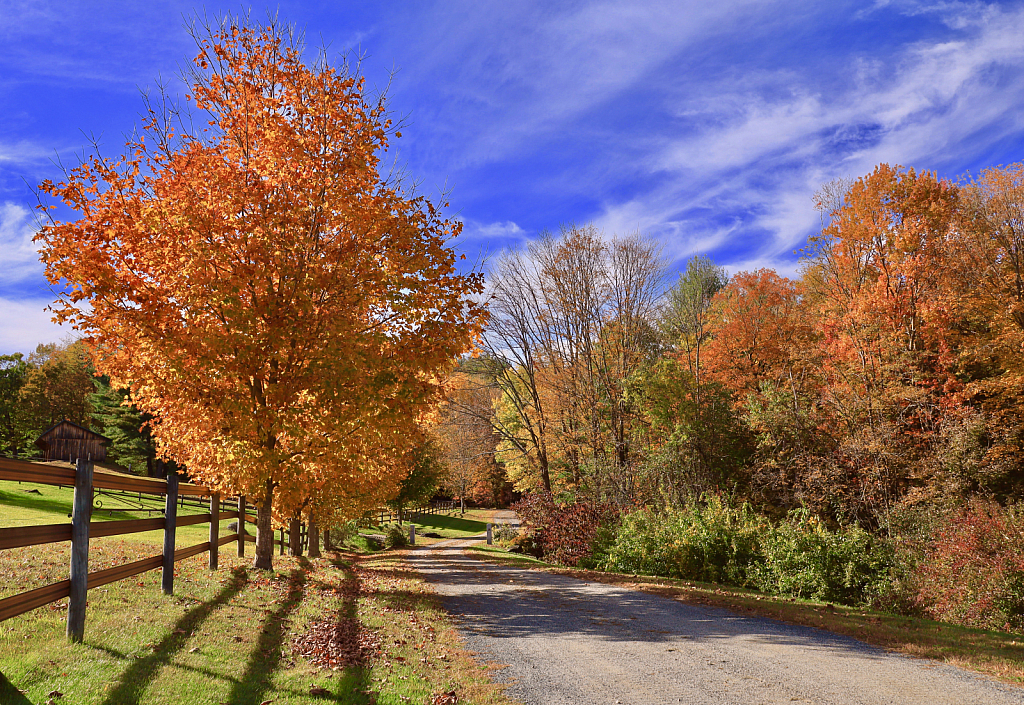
372, 512, 489, 540
0, 480, 244, 601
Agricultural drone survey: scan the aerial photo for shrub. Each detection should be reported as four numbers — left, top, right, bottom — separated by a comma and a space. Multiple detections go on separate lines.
330, 520, 358, 545
540, 502, 619, 567
493, 522, 520, 543
750, 513, 895, 604
915, 500, 1024, 633
384, 523, 408, 549
605, 497, 766, 586
511, 492, 558, 532
510, 494, 620, 566
604, 498, 896, 606
509, 532, 544, 558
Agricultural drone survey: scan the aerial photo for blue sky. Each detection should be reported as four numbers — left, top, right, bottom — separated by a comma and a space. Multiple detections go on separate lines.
3, 0, 1024, 353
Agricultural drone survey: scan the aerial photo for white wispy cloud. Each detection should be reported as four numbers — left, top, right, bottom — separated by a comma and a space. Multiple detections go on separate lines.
0, 140, 53, 164
587, 1, 1024, 273
0, 201, 44, 285
0, 297, 69, 354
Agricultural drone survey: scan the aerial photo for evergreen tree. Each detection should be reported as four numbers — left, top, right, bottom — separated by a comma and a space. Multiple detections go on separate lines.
0, 353, 29, 456
90, 377, 155, 473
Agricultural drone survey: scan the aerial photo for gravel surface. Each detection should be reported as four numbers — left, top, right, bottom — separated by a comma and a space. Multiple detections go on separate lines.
409, 538, 1024, 705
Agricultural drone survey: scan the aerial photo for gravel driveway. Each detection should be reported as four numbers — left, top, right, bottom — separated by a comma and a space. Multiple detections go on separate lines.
408, 539, 1024, 705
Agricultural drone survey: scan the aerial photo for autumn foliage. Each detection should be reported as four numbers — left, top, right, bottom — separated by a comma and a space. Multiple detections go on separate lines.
36, 19, 485, 567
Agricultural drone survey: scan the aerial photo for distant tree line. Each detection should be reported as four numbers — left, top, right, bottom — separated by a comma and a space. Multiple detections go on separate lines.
441, 163, 1024, 527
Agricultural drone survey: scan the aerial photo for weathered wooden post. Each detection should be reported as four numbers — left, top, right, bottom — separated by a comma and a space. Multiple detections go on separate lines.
409, 523, 416, 545
288, 518, 302, 556
237, 496, 246, 557
279, 527, 285, 555
162, 466, 179, 595
308, 521, 321, 558
323, 526, 333, 552
67, 457, 93, 642
486, 523, 493, 545
209, 492, 220, 570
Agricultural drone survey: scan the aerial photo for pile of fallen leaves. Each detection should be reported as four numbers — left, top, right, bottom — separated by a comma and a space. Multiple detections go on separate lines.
292, 615, 382, 669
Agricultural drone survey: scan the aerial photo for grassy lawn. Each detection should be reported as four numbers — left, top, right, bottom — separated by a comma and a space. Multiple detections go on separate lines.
365, 509, 498, 542
0, 485, 513, 704
465, 544, 1024, 687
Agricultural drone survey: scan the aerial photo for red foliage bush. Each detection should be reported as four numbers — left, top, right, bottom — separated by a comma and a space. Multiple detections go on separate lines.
511, 493, 618, 567
540, 501, 619, 567
915, 500, 1024, 633
511, 492, 558, 533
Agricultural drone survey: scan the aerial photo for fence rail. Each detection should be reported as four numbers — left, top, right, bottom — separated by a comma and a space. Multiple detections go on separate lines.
0, 456, 245, 641
364, 500, 457, 527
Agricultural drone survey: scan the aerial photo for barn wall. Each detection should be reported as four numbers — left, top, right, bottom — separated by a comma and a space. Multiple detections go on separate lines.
44, 438, 107, 462
38, 422, 108, 462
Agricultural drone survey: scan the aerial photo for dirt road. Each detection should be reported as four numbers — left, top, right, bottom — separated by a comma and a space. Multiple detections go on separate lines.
408, 539, 1024, 705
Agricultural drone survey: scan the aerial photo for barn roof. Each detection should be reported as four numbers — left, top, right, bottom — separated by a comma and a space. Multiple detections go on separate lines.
34, 419, 110, 450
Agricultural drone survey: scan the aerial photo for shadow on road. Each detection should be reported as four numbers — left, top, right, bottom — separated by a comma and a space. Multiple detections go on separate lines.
408, 543, 884, 660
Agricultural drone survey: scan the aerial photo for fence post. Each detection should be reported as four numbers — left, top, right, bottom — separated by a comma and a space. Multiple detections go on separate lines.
279, 527, 285, 555
237, 496, 246, 557
162, 467, 179, 595
323, 526, 333, 552
308, 521, 320, 558
486, 523, 493, 545
209, 492, 219, 570
67, 457, 93, 643
289, 518, 302, 557
409, 523, 415, 546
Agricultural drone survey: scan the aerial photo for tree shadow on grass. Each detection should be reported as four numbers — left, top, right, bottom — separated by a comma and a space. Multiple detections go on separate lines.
0, 488, 74, 517
0, 671, 33, 705
99, 566, 249, 705
226, 564, 308, 705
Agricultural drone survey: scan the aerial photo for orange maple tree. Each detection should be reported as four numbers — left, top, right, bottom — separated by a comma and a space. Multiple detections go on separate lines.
36, 19, 486, 568
704, 268, 812, 399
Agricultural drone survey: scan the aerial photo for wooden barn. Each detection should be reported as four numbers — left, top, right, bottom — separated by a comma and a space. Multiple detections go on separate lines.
35, 420, 109, 463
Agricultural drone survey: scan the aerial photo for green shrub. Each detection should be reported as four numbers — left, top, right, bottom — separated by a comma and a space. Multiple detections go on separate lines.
604, 498, 896, 606
750, 513, 895, 604
493, 522, 520, 543
330, 520, 358, 545
384, 523, 408, 549
605, 497, 767, 586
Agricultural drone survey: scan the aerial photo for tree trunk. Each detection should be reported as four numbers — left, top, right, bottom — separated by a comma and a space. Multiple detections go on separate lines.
289, 518, 303, 556
323, 526, 333, 552
307, 521, 321, 558
253, 480, 275, 570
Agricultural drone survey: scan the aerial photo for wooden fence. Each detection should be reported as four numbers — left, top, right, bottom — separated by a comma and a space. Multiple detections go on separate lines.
0, 457, 450, 641
366, 500, 458, 527
0, 456, 257, 642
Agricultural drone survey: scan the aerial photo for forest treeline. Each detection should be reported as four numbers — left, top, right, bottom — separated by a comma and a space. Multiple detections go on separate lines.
441, 162, 1024, 633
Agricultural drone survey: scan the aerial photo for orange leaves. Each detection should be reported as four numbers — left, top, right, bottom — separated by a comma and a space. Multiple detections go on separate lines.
705, 269, 812, 401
